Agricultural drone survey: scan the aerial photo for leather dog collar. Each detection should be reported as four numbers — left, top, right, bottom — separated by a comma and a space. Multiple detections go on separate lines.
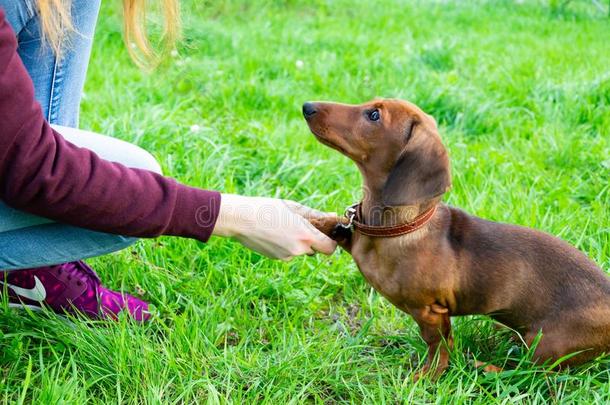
341, 203, 437, 238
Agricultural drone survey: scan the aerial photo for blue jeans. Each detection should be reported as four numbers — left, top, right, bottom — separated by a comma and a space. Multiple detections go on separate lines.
1, 0, 100, 126
0, 1, 158, 270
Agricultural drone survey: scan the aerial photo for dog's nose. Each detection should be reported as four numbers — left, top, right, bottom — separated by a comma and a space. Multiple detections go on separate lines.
302, 102, 317, 118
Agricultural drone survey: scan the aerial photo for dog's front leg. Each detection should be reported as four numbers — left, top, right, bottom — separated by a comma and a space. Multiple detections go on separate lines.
411, 305, 452, 381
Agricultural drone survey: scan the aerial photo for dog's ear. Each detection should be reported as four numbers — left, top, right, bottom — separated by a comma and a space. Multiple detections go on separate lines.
381, 124, 451, 206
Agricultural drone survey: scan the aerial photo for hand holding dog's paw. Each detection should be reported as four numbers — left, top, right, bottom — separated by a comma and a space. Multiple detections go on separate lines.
212, 194, 337, 260
284, 201, 352, 247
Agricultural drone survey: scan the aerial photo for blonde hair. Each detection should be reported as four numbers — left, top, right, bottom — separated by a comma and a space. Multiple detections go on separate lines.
37, 0, 180, 68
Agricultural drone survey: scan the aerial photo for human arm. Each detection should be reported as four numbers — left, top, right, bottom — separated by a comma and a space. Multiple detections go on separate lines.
0, 9, 218, 241
0, 9, 336, 258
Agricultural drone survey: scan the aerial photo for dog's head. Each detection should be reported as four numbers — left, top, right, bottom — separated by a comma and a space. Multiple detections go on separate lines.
303, 98, 451, 206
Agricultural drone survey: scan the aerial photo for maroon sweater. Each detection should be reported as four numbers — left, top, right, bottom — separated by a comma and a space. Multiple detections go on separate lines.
0, 10, 220, 242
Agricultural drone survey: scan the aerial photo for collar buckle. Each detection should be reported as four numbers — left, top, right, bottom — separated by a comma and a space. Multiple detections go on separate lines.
339, 202, 359, 230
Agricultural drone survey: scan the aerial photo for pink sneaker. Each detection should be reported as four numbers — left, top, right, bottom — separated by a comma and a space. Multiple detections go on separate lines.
0, 261, 150, 322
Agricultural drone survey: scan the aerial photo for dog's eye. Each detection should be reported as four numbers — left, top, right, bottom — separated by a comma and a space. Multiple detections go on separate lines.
367, 109, 380, 122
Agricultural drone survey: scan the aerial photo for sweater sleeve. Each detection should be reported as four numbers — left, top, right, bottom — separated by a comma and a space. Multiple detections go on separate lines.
0, 9, 220, 242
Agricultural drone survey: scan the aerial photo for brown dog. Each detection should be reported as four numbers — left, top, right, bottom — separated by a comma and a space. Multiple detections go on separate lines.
301, 98, 610, 379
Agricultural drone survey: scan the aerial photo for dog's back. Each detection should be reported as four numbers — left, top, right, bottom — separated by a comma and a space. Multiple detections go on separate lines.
445, 206, 610, 317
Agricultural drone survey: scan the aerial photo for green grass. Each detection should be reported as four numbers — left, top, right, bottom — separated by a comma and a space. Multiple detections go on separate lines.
2, 0, 610, 402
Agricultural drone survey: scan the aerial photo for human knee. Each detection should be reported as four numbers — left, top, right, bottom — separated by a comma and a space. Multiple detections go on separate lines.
51, 125, 163, 175
123, 144, 163, 175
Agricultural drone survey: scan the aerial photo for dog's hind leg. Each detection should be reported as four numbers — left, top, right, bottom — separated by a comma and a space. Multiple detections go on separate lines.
474, 360, 502, 373
525, 318, 610, 368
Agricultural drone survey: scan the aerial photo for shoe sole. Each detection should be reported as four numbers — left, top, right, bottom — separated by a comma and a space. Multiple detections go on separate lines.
7, 302, 154, 322
8, 302, 43, 311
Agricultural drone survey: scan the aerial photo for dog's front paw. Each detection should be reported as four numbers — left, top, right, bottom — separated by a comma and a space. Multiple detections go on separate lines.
305, 215, 352, 247
330, 222, 352, 241
413, 362, 448, 382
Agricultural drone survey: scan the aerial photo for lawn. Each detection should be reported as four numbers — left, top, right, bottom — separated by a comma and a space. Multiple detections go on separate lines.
1, 0, 610, 402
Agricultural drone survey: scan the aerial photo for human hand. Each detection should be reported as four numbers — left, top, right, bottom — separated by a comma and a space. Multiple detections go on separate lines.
212, 194, 337, 260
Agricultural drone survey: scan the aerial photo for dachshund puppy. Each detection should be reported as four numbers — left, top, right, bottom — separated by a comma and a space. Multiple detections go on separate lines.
301, 98, 610, 379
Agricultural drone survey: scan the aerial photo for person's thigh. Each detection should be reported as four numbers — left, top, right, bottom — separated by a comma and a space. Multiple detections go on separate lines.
0, 127, 162, 269
0, 224, 136, 270
0, 203, 52, 234
11, 0, 101, 126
